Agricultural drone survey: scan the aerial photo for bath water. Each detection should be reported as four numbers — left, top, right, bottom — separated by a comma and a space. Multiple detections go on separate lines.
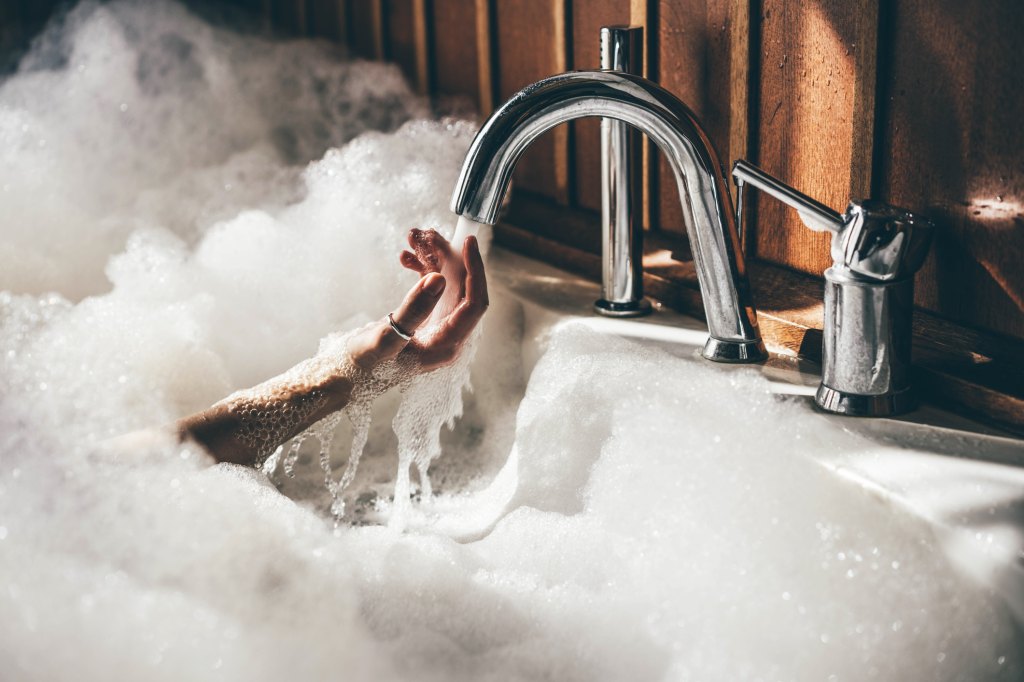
0, 2, 1019, 681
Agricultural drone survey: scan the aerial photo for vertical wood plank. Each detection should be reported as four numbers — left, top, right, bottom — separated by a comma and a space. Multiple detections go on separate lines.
657, 0, 736, 237
729, 0, 752, 252
386, 0, 418, 84
570, 0, 632, 212
269, 0, 307, 34
496, 0, 569, 203
384, 0, 431, 92
631, 0, 654, 231
347, 0, 384, 59
878, 0, 1024, 338
753, 0, 873, 275
431, 0, 482, 107
848, 0, 878, 200
308, 0, 346, 41
475, 0, 496, 115
411, 0, 430, 94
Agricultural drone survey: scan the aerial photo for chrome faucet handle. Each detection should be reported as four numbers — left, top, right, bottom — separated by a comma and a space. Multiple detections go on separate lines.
732, 159, 843, 234
833, 200, 933, 282
730, 159, 935, 417
732, 160, 933, 282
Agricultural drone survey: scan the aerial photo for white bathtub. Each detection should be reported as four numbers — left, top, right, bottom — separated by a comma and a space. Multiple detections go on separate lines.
425, 245, 1024, 680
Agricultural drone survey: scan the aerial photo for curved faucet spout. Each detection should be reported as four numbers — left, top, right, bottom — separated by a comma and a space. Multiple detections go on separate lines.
451, 70, 766, 362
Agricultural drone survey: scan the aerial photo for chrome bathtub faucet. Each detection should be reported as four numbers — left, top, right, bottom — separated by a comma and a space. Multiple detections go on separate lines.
450, 55, 767, 363
732, 160, 934, 417
596, 26, 648, 318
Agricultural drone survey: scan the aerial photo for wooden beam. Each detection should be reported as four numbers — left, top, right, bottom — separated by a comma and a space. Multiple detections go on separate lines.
729, 0, 753, 253
631, 0, 654, 231
475, 0, 495, 115
412, 0, 430, 94
371, 0, 386, 59
849, 0, 879, 199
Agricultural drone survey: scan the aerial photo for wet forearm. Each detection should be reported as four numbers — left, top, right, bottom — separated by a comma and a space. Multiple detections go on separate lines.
177, 374, 352, 466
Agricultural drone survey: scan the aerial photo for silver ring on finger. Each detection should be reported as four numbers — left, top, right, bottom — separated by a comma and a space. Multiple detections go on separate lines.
387, 312, 414, 341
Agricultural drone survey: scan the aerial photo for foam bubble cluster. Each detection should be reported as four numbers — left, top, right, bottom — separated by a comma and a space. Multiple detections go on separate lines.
0, 2, 1019, 681
0, 0, 425, 298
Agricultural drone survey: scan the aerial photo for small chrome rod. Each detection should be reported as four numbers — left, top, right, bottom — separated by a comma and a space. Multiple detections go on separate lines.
732, 159, 843, 233
596, 25, 649, 317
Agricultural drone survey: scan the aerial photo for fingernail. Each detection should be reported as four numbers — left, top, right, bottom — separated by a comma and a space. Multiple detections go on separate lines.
424, 273, 446, 295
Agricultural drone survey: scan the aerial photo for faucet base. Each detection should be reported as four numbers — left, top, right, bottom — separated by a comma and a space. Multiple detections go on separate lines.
594, 298, 652, 318
702, 337, 768, 363
815, 384, 916, 417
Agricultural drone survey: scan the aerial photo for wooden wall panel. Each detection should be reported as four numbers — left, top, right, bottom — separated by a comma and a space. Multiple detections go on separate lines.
270, 0, 307, 34
753, 0, 875, 272
431, 0, 484, 110
878, 0, 1024, 338
570, 0, 632, 212
346, 0, 384, 59
385, 0, 418, 87
495, 0, 569, 204
307, 0, 346, 41
657, 0, 739, 237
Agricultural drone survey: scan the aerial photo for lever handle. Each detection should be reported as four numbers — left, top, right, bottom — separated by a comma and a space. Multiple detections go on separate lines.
732, 160, 843, 233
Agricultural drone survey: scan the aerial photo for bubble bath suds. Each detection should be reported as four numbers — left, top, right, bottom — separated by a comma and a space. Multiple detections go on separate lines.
0, 2, 1020, 681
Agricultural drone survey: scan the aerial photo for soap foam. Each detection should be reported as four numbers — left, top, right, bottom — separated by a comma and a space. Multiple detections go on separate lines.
0, 2, 1020, 681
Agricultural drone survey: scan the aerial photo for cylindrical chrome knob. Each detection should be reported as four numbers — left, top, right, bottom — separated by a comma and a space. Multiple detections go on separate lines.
816, 269, 916, 416
594, 26, 650, 317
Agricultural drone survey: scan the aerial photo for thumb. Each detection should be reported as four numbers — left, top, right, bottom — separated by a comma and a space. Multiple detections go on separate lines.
373, 273, 445, 360
391, 273, 445, 337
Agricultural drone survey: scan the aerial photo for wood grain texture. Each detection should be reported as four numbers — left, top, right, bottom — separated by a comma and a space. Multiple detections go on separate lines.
728, 0, 752, 252
877, 0, 1024, 339
270, 0, 307, 34
656, 0, 735, 237
307, 0, 346, 40
753, 0, 874, 274
385, 0, 417, 85
431, 0, 482, 109
570, 0, 632, 212
631, 0, 654, 231
474, 0, 496, 115
495, 0, 569, 203
346, 0, 384, 58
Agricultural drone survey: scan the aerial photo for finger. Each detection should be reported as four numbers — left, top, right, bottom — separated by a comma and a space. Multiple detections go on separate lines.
399, 250, 423, 273
348, 273, 445, 370
462, 235, 489, 309
409, 228, 442, 273
421, 236, 489, 354
391, 273, 446, 337
413, 299, 484, 370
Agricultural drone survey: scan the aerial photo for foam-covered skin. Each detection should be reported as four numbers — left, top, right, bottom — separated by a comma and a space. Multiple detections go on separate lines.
0, 1, 1020, 680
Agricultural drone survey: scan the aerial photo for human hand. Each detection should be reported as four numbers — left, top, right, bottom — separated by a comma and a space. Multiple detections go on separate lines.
347, 229, 488, 373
